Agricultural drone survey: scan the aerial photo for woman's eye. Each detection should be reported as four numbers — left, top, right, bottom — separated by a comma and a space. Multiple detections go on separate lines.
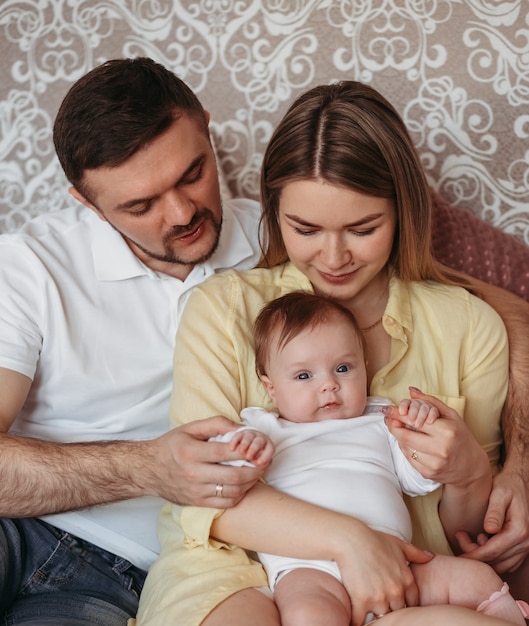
293, 228, 316, 236
351, 228, 375, 237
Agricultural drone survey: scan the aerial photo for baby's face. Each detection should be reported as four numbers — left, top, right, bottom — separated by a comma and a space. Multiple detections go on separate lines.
261, 318, 368, 423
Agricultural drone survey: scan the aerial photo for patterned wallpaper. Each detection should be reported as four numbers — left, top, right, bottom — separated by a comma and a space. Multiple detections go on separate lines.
1, 1, 528, 244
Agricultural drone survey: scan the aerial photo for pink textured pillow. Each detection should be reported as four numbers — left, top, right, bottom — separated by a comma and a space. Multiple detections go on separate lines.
431, 190, 529, 302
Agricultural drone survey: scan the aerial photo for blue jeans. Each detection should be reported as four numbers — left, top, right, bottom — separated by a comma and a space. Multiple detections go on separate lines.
0, 518, 147, 625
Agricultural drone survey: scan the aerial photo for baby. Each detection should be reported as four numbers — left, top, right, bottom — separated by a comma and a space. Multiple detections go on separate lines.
215, 291, 528, 626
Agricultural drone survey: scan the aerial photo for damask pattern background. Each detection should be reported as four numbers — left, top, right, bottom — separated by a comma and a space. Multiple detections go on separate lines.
1, 0, 528, 243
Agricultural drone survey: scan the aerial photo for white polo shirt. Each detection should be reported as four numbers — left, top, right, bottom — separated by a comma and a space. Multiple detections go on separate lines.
0, 198, 261, 570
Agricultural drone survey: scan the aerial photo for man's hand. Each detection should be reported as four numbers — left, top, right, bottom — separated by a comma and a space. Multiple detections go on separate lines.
147, 415, 265, 508
456, 466, 529, 573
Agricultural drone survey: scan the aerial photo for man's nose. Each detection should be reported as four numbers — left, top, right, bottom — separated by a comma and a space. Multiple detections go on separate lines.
161, 189, 196, 225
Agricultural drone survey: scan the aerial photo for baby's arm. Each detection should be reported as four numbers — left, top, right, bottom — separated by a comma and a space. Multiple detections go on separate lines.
228, 428, 275, 467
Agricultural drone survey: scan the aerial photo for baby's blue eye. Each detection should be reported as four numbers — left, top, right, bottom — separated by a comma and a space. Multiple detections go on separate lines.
337, 364, 350, 373
296, 372, 311, 380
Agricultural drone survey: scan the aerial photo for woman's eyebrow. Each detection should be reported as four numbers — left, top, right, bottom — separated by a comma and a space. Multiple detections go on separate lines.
283, 213, 383, 227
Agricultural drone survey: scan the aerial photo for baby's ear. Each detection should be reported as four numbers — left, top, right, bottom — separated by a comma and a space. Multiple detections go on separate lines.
260, 374, 276, 401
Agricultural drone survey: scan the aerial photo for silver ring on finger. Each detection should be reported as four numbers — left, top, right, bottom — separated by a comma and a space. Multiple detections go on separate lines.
215, 484, 224, 498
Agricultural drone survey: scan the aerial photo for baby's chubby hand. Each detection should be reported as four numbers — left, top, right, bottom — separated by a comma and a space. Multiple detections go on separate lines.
381, 387, 440, 430
229, 428, 275, 467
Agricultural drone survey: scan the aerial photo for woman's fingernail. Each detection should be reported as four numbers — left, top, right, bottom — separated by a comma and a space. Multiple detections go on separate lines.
409, 386, 422, 394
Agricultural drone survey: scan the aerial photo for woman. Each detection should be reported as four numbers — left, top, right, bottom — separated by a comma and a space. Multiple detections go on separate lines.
136, 82, 513, 626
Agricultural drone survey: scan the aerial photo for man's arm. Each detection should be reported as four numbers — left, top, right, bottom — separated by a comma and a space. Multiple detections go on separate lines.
456, 280, 529, 571
0, 367, 264, 516
473, 280, 529, 471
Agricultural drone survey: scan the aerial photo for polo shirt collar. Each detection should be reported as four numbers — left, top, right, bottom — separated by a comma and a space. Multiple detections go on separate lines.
90, 201, 256, 282
200, 200, 256, 275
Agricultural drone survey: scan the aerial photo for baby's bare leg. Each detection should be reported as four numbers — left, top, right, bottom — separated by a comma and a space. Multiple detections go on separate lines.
274, 568, 351, 626
411, 555, 526, 624
376, 605, 519, 626
411, 554, 504, 607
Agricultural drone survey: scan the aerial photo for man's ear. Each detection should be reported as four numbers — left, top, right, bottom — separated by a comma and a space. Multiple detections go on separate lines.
260, 374, 276, 402
68, 187, 107, 222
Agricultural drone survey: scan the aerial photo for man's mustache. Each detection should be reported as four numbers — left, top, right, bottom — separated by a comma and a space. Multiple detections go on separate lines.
165, 210, 212, 239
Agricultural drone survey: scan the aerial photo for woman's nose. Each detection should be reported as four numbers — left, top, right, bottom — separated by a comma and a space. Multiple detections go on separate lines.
321, 237, 351, 269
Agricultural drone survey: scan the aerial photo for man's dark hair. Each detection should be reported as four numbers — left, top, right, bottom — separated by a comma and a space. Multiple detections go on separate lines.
53, 57, 208, 197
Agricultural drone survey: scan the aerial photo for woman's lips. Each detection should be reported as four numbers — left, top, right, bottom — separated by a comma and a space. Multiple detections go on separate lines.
318, 269, 357, 284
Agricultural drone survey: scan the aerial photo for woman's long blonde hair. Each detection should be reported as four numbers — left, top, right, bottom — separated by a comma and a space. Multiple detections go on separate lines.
259, 81, 469, 288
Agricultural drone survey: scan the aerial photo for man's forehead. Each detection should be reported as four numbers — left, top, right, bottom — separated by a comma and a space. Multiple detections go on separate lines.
81, 117, 212, 206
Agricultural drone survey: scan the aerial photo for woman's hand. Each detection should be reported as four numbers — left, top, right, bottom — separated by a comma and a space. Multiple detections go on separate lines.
334, 528, 433, 626
384, 388, 493, 548
384, 388, 487, 487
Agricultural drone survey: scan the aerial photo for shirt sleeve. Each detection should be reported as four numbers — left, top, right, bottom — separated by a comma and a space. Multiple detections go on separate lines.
169, 272, 270, 544
458, 293, 508, 462
0, 239, 43, 378
372, 281, 508, 554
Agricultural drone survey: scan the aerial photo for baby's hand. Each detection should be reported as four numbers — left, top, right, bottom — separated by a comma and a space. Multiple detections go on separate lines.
398, 396, 439, 430
229, 429, 275, 467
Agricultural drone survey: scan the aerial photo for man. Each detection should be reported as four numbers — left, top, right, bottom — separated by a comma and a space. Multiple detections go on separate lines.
0, 57, 266, 625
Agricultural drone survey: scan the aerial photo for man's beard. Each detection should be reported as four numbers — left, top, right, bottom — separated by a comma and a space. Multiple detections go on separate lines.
121, 209, 222, 266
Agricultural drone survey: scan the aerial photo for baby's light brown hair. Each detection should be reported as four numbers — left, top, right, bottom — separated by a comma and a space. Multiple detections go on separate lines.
253, 291, 366, 378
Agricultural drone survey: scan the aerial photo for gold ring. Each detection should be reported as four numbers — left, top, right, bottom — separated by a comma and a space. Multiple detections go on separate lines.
411, 449, 418, 461
215, 484, 223, 497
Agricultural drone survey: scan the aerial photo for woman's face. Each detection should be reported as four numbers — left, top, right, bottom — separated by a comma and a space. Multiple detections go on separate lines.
278, 179, 397, 309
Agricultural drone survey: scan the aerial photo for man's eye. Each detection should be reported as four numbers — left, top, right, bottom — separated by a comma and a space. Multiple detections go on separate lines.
182, 165, 203, 185
130, 202, 151, 216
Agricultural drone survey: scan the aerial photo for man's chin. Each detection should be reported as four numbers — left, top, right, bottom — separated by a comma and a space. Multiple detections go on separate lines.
167, 232, 221, 266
